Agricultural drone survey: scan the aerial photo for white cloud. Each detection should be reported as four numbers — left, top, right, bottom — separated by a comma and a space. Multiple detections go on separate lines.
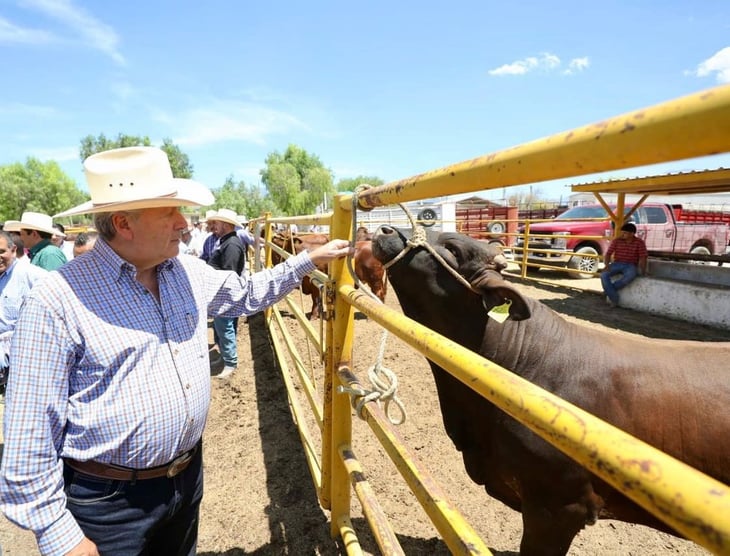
172, 101, 309, 147
0, 16, 54, 43
488, 52, 588, 76
18, 0, 125, 64
692, 47, 730, 83
564, 57, 590, 75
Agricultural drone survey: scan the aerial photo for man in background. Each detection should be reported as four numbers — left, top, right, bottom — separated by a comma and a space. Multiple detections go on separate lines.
601, 222, 648, 307
17, 212, 67, 271
0, 230, 47, 397
180, 226, 197, 256
206, 208, 247, 378
53, 224, 75, 260
72, 231, 98, 258
199, 211, 219, 262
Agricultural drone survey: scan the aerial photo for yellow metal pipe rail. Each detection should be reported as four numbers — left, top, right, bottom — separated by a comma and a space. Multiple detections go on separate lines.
337, 365, 493, 555
259, 85, 730, 554
338, 442, 406, 555
341, 84, 730, 211
338, 284, 730, 554
323, 212, 358, 521
282, 295, 325, 359
268, 315, 323, 492
271, 307, 324, 429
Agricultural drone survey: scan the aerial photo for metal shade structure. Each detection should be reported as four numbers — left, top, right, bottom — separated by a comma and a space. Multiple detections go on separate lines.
571, 167, 730, 197
568, 167, 730, 232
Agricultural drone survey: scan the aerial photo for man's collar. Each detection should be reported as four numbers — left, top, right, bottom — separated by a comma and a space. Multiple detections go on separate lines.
28, 239, 52, 256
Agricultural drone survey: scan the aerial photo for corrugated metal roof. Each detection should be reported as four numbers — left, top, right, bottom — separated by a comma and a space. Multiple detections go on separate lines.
570, 167, 730, 196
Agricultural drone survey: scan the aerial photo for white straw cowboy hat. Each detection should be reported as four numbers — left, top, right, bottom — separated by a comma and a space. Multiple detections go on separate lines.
17, 212, 62, 236
3, 220, 21, 232
55, 146, 214, 217
209, 208, 240, 227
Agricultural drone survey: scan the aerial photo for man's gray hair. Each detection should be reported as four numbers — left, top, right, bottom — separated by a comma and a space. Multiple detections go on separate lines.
94, 211, 141, 241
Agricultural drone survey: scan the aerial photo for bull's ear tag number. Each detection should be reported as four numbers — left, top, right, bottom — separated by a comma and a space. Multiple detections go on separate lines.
488, 299, 511, 324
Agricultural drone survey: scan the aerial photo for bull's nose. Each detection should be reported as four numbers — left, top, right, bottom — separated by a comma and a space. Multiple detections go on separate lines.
375, 225, 395, 236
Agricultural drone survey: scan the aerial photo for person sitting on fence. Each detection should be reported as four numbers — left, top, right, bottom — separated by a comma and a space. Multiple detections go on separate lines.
601, 222, 648, 307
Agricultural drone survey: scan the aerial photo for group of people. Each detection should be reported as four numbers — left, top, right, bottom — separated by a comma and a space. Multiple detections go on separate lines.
0, 214, 99, 398
0, 146, 351, 556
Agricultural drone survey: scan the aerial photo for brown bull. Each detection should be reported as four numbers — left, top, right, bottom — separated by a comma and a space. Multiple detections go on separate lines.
270, 232, 386, 318
371, 225, 730, 556
270, 232, 329, 319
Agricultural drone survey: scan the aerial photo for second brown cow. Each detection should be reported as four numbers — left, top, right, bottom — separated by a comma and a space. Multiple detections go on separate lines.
269, 231, 386, 319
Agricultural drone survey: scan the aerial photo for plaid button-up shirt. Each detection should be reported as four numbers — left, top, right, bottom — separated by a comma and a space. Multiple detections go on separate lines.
0, 238, 314, 555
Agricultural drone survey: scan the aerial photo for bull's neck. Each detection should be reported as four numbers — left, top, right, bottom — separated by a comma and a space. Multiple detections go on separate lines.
482, 297, 574, 375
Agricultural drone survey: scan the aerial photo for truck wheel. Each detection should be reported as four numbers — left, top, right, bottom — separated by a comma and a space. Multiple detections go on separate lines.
567, 246, 599, 279
417, 208, 437, 227
689, 245, 711, 265
486, 221, 506, 234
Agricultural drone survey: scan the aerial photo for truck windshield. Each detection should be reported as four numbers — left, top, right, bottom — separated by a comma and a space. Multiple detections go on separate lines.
554, 206, 633, 220
555, 206, 608, 219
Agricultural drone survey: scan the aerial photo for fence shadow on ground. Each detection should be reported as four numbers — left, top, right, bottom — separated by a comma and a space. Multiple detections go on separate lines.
199, 313, 499, 556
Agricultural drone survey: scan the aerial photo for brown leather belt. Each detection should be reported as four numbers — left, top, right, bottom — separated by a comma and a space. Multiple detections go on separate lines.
64, 443, 199, 481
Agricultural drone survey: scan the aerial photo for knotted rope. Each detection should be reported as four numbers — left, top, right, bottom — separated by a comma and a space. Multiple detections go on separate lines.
380, 204, 479, 295
337, 184, 406, 425
337, 331, 407, 425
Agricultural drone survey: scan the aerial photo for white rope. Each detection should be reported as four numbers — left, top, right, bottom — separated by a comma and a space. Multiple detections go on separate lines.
380, 212, 478, 295
345, 184, 384, 304
337, 329, 407, 425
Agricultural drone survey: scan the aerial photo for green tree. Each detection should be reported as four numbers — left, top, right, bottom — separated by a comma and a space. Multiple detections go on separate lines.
79, 133, 194, 178
211, 176, 278, 220
336, 175, 385, 192
161, 138, 194, 179
260, 144, 335, 215
0, 158, 88, 221
79, 133, 152, 160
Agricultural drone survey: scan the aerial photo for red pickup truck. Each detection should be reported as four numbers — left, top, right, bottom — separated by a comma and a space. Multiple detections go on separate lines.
514, 203, 730, 277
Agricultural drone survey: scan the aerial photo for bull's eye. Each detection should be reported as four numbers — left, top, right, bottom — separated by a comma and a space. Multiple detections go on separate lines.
443, 244, 460, 264
445, 244, 459, 257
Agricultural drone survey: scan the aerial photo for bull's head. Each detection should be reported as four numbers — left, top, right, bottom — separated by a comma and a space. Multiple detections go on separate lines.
372, 226, 530, 322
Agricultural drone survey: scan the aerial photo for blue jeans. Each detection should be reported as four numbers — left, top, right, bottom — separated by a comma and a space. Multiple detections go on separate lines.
63, 445, 203, 555
601, 262, 639, 304
213, 317, 237, 367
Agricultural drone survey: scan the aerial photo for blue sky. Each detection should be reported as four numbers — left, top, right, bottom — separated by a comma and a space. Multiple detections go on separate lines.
1, 0, 730, 205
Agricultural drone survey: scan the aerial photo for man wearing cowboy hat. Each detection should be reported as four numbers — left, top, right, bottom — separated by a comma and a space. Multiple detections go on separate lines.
206, 208, 247, 378
16, 211, 67, 271
0, 146, 352, 556
0, 230, 48, 399
199, 208, 220, 262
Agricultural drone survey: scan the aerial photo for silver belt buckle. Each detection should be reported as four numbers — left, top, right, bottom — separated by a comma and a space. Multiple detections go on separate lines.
166, 451, 193, 478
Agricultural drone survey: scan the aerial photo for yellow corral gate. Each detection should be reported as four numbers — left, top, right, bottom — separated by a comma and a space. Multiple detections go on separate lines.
255, 84, 730, 555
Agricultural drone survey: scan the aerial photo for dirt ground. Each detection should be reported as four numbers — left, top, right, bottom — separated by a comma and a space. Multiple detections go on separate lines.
1, 269, 727, 555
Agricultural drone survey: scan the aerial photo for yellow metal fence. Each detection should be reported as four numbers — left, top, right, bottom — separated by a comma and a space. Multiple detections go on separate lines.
258, 84, 730, 555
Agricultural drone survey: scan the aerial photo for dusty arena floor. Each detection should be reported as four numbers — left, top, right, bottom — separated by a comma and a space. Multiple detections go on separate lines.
1, 272, 726, 555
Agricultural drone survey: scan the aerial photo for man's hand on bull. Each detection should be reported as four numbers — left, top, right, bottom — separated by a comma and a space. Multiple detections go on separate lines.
307, 239, 354, 265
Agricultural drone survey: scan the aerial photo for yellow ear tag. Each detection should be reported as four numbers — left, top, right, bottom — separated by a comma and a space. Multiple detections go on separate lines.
488, 299, 511, 324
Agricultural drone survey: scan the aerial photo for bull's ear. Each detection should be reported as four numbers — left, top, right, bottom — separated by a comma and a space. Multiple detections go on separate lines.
476, 277, 531, 321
